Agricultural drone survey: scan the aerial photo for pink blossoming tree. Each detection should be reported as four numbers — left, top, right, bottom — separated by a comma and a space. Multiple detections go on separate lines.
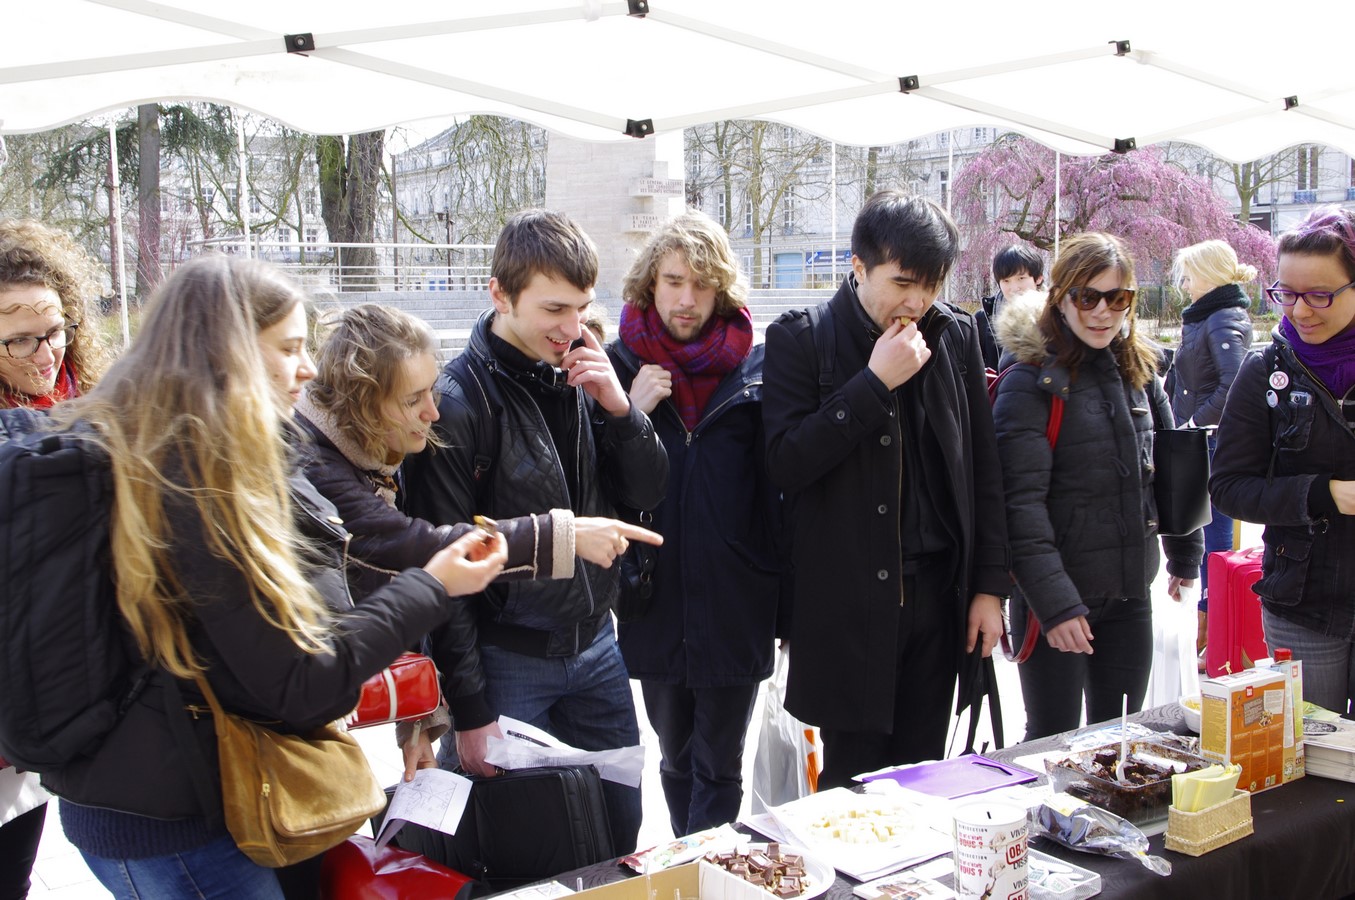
951, 135, 1277, 312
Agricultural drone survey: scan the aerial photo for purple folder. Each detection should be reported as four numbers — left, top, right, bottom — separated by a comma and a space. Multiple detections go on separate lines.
858, 754, 1038, 799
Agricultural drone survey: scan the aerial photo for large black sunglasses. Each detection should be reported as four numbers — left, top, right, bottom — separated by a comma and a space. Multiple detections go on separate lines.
1065, 286, 1135, 311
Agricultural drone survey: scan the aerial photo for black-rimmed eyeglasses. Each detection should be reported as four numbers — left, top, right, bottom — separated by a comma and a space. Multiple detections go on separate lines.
0, 323, 78, 360
1265, 280, 1355, 309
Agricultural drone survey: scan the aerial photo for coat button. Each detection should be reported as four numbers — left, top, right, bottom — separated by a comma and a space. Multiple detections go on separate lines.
878, 504, 888, 514
877, 569, 889, 581
835, 410, 847, 421
1042, 376, 1052, 384
327, 515, 343, 525
880, 435, 892, 446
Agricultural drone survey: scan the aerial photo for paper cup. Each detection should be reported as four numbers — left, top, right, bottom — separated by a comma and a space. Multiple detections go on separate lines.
952, 801, 1029, 900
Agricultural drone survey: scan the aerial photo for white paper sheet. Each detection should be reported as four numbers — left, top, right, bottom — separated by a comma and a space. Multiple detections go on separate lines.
373, 767, 474, 849
484, 715, 646, 788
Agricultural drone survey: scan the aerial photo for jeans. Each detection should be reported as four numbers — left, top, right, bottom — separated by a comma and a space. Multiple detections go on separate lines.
1018, 598, 1153, 742
0, 803, 46, 900
641, 681, 759, 838
442, 621, 642, 853
1262, 610, 1355, 717
81, 835, 284, 900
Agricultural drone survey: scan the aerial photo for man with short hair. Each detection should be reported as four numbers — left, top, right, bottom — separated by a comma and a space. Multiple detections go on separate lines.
976, 244, 1046, 371
607, 210, 782, 836
763, 191, 1008, 789
403, 209, 668, 852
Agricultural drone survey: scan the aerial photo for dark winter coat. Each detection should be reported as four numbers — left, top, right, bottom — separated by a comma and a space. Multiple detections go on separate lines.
295, 403, 570, 602
1210, 333, 1355, 640
762, 276, 1010, 733
1171, 284, 1252, 427
992, 292, 1203, 631
401, 309, 668, 729
47, 464, 453, 833
607, 338, 783, 688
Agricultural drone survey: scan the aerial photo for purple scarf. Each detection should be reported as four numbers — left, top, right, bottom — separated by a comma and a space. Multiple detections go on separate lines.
619, 304, 752, 431
1280, 316, 1355, 399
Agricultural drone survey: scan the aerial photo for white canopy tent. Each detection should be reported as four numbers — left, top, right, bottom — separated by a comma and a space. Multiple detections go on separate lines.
3, 0, 1353, 161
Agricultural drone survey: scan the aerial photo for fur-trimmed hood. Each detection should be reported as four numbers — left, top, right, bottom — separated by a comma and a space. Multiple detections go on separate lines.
993, 289, 1050, 367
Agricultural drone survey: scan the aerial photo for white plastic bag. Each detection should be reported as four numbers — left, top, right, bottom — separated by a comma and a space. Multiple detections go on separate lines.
750, 646, 820, 814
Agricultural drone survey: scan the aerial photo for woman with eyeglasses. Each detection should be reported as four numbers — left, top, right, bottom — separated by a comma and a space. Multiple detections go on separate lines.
1169, 240, 1257, 663
0, 220, 109, 410
0, 220, 111, 900
991, 232, 1202, 740
1211, 207, 1355, 717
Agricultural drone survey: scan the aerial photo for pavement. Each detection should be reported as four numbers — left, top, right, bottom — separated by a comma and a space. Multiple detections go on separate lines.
31, 523, 1251, 898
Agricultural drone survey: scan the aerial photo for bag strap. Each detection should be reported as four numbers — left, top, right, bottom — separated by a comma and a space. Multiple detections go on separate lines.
162, 674, 226, 827
960, 652, 1005, 754
805, 303, 835, 402
444, 361, 499, 510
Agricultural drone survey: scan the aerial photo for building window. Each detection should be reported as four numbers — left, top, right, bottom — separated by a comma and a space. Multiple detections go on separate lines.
1297, 146, 1319, 191
305, 191, 316, 215
938, 169, 950, 207
938, 131, 950, 149
744, 196, 753, 235
782, 195, 797, 233
305, 227, 318, 245
974, 127, 989, 143
249, 196, 262, 215
717, 191, 727, 226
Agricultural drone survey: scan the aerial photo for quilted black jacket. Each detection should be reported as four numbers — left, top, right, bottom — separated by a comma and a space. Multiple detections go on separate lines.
402, 309, 668, 729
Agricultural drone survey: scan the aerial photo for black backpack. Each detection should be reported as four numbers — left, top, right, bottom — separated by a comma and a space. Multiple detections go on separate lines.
0, 426, 145, 772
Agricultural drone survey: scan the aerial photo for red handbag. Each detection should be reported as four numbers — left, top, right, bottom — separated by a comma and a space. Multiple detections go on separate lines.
320, 835, 475, 900
346, 653, 442, 729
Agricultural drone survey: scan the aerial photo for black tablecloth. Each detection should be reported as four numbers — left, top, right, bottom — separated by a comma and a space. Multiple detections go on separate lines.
549, 702, 1355, 899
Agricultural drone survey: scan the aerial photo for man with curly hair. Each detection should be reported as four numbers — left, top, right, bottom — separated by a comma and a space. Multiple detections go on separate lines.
607, 210, 783, 835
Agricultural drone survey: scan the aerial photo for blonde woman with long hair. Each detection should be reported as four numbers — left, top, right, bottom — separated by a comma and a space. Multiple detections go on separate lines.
48, 256, 507, 899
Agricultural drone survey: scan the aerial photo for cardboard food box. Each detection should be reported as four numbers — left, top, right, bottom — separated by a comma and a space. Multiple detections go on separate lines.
1200, 669, 1299, 792
568, 858, 824, 900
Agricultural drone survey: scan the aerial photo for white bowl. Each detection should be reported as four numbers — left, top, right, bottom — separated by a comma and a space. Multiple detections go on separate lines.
1179, 695, 1202, 733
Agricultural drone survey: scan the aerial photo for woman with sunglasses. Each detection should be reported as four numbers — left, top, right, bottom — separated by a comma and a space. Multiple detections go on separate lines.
1211, 207, 1355, 717
1169, 240, 1257, 664
992, 232, 1202, 740
0, 220, 110, 900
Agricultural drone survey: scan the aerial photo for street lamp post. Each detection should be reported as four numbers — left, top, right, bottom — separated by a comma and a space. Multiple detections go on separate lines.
435, 211, 453, 289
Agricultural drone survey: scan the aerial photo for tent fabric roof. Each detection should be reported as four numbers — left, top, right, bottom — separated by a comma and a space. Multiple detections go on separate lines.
4, 0, 1352, 161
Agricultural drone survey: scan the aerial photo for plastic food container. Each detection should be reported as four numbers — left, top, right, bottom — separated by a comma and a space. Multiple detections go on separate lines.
1045, 740, 1212, 827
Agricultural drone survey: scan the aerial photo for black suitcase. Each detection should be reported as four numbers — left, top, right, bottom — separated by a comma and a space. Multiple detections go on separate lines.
389, 765, 615, 893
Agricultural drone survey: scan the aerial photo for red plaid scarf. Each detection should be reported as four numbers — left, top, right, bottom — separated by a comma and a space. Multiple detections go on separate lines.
619, 303, 752, 431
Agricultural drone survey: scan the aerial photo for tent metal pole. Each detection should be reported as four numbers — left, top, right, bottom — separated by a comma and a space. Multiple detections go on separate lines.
236, 114, 252, 259
830, 141, 837, 283
107, 123, 131, 347
1054, 152, 1061, 261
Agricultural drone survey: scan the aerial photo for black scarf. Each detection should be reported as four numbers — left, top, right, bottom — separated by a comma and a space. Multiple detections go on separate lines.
1181, 283, 1249, 325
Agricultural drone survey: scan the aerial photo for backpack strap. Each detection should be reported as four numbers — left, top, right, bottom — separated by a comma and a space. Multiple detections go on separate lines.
445, 359, 500, 510
805, 302, 835, 402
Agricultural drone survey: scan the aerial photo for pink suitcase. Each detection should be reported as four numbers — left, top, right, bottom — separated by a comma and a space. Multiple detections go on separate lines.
1205, 547, 1269, 678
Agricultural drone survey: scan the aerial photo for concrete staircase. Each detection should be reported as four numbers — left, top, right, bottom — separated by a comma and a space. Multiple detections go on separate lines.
318, 288, 838, 354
